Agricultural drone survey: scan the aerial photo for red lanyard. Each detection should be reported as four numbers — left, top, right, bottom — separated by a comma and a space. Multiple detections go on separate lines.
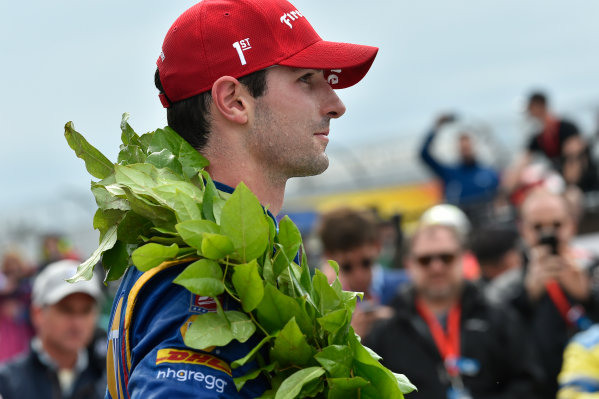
545, 280, 575, 327
416, 299, 462, 376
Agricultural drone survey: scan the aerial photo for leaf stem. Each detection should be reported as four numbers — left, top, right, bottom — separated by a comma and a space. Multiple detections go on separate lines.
249, 312, 270, 338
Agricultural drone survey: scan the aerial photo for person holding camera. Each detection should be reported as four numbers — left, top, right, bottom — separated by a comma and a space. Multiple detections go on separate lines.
496, 187, 599, 398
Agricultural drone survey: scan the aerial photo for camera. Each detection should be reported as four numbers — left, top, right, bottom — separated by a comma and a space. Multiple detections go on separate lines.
538, 232, 559, 255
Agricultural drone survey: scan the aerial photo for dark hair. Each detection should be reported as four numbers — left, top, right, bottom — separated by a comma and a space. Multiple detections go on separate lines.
528, 91, 547, 107
154, 68, 268, 151
469, 226, 519, 267
317, 208, 380, 253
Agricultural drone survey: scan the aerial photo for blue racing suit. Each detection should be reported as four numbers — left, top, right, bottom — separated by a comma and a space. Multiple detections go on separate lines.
106, 183, 269, 398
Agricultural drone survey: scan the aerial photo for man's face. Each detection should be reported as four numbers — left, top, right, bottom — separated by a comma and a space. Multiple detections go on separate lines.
245, 66, 346, 181
328, 243, 379, 294
407, 226, 464, 302
33, 293, 98, 355
458, 134, 475, 163
527, 101, 546, 121
520, 194, 574, 250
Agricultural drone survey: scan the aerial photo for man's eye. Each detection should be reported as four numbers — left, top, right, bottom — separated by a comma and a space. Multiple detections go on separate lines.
299, 73, 313, 83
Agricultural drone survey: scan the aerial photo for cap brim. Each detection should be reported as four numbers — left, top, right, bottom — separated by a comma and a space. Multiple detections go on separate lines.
278, 41, 378, 89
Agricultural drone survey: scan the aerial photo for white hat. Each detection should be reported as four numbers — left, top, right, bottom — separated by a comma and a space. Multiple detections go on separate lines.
419, 204, 471, 240
32, 260, 103, 306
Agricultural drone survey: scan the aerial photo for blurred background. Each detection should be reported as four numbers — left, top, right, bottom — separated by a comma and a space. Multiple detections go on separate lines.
1, 0, 598, 264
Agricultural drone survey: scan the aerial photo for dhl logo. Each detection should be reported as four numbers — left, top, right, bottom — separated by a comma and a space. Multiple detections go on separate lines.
156, 349, 231, 376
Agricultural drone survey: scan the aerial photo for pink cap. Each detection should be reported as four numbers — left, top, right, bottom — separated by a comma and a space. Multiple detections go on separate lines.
157, 0, 378, 107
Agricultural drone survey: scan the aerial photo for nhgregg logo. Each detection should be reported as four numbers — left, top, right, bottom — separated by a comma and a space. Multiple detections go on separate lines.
156, 368, 228, 393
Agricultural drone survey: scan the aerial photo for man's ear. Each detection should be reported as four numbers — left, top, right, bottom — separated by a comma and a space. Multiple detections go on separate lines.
212, 76, 249, 125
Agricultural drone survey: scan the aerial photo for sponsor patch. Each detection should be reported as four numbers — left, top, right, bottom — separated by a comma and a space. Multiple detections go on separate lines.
156, 349, 231, 376
190, 294, 218, 313
156, 368, 228, 393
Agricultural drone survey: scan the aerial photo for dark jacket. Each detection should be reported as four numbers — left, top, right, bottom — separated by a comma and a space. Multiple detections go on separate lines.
363, 282, 543, 399
498, 256, 599, 398
0, 332, 106, 399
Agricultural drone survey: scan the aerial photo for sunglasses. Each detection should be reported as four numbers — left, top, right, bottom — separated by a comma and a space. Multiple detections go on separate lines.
530, 221, 563, 232
340, 257, 374, 273
413, 252, 457, 267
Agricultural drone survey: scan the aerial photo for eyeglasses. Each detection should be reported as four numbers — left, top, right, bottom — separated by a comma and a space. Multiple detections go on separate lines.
340, 257, 374, 273
412, 252, 458, 267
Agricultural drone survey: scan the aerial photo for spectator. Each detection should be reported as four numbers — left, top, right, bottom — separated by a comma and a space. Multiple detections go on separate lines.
503, 91, 581, 195
316, 207, 407, 339
559, 134, 599, 193
364, 222, 542, 399
494, 187, 599, 397
471, 226, 521, 283
0, 259, 106, 399
557, 324, 599, 398
419, 113, 500, 224
0, 251, 34, 363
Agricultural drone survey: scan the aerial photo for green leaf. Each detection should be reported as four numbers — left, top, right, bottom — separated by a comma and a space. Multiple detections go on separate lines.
173, 259, 224, 297
183, 310, 255, 350
231, 335, 274, 369
151, 183, 202, 221
122, 188, 177, 230
184, 311, 233, 349
201, 170, 219, 222
176, 220, 220, 249
393, 373, 417, 394
148, 127, 208, 179
64, 122, 114, 179
131, 243, 178, 272
220, 183, 269, 263
275, 367, 325, 399
313, 270, 342, 315
118, 144, 146, 165
93, 208, 125, 241
227, 310, 256, 343
232, 260, 264, 312
201, 233, 235, 260
270, 318, 315, 368
91, 183, 130, 211
314, 345, 352, 378
327, 377, 370, 399
328, 260, 340, 277
117, 211, 152, 244
102, 240, 131, 283
277, 216, 302, 261
348, 331, 407, 398
67, 225, 117, 283
146, 148, 183, 175
234, 363, 275, 391
256, 284, 312, 336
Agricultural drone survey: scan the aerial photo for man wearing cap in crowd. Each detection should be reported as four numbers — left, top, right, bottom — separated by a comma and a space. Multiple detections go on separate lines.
0, 259, 105, 399
104, 0, 378, 397
364, 220, 543, 399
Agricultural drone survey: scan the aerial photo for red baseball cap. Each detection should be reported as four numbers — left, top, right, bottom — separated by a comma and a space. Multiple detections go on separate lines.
157, 0, 378, 108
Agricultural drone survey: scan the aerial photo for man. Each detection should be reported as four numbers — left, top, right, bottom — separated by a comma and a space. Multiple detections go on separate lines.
105, 0, 378, 397
497, 187, 599, 397
503, 91, 581, 195
316, 207, 407, 339
364, 222, 542, 399
419, 113, 500, 224
0, 259, 105, 399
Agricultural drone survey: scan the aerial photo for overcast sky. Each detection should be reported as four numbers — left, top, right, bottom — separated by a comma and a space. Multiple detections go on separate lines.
1, 0, 599, 212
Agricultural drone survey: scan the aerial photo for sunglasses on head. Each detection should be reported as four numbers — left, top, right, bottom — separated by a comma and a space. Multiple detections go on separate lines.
413, 252, 457, 267
340, 257, 374, 273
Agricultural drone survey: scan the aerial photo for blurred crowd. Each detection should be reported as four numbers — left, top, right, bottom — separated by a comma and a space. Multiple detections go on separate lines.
1, 90, 598, 398
306, 90, 599, 398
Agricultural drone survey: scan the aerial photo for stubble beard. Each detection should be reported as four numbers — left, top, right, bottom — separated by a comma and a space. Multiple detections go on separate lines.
249, 101, 330, 181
